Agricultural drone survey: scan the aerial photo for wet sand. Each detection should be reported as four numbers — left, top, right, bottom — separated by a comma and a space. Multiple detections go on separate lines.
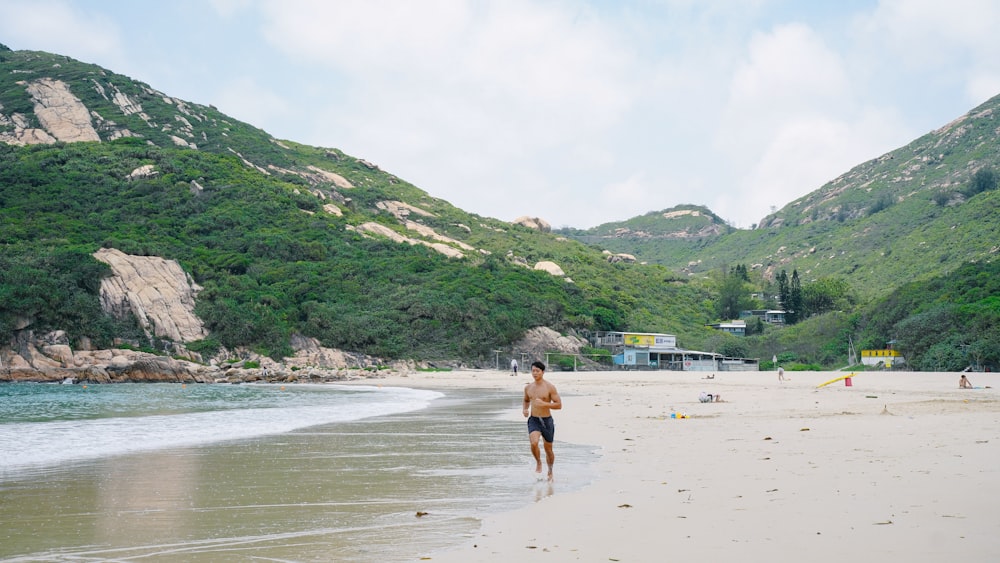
0, 386, 596, 562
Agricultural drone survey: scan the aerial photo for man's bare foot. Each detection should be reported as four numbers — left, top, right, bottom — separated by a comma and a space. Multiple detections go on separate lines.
535, 460, 543, 473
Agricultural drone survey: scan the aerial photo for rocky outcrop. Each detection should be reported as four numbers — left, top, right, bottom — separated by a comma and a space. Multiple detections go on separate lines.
0, 340, 218, 384
533, 261, 565, 276
511, 327, 587, 364
377, 200, 436, 219
352, 222, 466, 259
94, 248, 208, 343
603, 251, 637, 263
24, 78, 101, 143
0, 329, 412, 384
0, 104, 58, 144
513, 216, 551, 232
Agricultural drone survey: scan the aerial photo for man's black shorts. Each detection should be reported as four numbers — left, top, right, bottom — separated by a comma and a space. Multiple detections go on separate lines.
527, 416, 555, 443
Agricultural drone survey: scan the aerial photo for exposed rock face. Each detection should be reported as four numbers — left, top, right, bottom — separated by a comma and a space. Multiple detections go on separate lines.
603, 251, 637, 263
377, 200, 436, 219
513, 216, 551, 232
307, 165, 355, 189
0, 103, 58, 144
533, 261, 565, 276
353, 222, 466, 259
127, 164, 158, 180
0, 340, 219, 384
286, 334, 356, 369
512, 327, 587, 363
24, 78, 101, 143
94, 248, 208, 342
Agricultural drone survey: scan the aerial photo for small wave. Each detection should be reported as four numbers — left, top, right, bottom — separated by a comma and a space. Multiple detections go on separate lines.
0, 385, 442, 473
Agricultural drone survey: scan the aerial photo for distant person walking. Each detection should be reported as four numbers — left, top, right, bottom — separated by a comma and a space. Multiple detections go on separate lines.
777, 366, 786, 382
510, 358, 518, 376
523, 361, 561, 480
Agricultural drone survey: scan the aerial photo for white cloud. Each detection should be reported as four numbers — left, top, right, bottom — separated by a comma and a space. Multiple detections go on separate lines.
859, 0, 1000, 105
3, 1, 996, 230
212, 77, 294, 133
0, 0, 122, 63
254, 0, 640, 223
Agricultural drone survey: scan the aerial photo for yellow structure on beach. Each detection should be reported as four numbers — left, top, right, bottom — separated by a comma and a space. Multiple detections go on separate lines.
861, 349, 905, 368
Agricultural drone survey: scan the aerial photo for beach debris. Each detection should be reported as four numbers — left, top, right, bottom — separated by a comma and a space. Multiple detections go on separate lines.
763, 436, 772, 440
415, 511, 429, 517
865, 395, 877, 398
800, 428, 810, 431
880, 405, 894, 416
766, 489, 779, 493
618, 503, 633, 508
874, 520, 894, 525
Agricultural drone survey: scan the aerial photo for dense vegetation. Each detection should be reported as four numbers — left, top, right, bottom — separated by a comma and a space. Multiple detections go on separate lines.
0, 139, 719, 361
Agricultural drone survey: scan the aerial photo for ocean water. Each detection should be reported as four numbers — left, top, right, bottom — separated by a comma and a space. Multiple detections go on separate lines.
0, 382, 440, 474
0, 382, 598, 562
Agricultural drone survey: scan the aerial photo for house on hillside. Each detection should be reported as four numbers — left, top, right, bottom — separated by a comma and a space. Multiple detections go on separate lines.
740, 309, 786, 325
591, 331, 758, 371
707, 320, 746, 336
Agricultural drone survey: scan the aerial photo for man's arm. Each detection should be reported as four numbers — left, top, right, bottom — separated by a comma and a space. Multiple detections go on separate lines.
523, 387, 531, 417
546, 384, 562, 410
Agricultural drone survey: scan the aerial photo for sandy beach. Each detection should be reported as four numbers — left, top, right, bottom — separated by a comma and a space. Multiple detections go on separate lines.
348, 368, 1000, 562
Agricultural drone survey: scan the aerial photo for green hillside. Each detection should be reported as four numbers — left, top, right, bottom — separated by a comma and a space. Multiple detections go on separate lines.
2, 45, 998, 370
559, 96, 1000, 302
0, 48, 717, 363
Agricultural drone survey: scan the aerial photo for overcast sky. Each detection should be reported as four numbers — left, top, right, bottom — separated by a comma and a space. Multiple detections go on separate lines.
3, 0, 999, 229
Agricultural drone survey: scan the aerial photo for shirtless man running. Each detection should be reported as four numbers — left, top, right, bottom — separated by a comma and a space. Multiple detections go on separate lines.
523, 361, 562, 480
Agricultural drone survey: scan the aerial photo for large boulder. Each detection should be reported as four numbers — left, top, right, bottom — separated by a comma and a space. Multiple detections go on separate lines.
512, 216, 551, 232
94, 248, 209, 343
533, 261, 566, 276
512, 327, 587, 364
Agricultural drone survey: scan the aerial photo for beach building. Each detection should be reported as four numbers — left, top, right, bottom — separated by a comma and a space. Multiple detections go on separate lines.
861, 348, 906, 368
707, 320, 746, 336
591, 331, 758, 371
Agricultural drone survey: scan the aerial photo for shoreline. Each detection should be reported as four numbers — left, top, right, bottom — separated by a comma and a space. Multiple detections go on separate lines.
345, 369, 1000, 562
0, 384, 596, 562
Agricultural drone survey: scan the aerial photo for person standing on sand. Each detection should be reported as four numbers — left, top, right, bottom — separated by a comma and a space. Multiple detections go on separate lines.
511, 358, 518, 376
523, 361, 561, 480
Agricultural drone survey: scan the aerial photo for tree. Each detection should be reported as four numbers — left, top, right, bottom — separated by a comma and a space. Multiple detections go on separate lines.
965, 167, 998, 197
716, 270, 753, 320
801, 277, 854, 318
787, 270, 802, 324
777, 270, 789, 314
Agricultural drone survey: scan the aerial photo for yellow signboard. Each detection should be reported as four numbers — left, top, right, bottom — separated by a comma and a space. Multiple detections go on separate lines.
623, 333, 676, 349
624, 333, 656, 347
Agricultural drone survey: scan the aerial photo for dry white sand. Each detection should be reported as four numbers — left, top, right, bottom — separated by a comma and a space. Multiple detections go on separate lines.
350, 369, 1000, 562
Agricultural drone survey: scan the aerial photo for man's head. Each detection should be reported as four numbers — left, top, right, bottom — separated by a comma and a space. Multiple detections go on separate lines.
530, 360, 546, 380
